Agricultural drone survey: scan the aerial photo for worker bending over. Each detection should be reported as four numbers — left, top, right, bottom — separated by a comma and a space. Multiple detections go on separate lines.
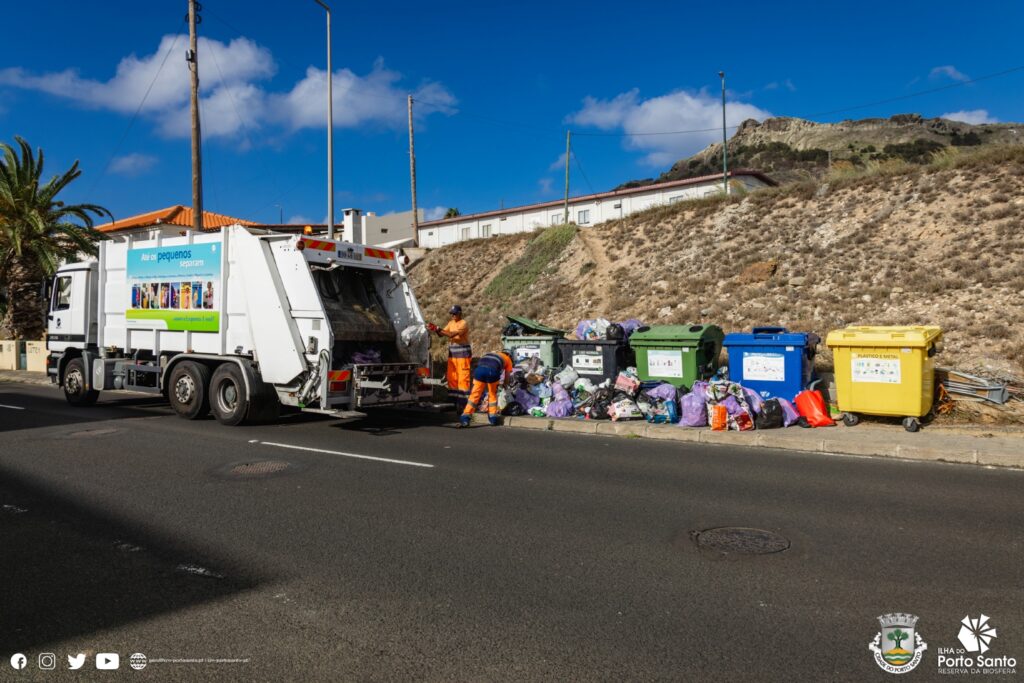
460, 350, 514, 428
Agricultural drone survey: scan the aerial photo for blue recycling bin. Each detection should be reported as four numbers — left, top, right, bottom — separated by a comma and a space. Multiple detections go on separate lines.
723, 327, 819, 400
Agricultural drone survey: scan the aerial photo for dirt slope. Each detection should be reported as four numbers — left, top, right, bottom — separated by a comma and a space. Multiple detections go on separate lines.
411, 146, 1024, 388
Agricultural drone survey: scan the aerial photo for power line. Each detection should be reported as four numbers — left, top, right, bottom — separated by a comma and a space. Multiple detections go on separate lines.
87, 17, 186, 195
569, 143, 595, 194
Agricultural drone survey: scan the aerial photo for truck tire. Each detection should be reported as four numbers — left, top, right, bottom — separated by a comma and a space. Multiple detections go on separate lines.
210, 363, 250, 426
63, 357, 99, 406
168, 361, 211, 419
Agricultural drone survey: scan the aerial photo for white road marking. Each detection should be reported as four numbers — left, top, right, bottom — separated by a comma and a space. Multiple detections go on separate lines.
254, 440, 434, 469
0, 403, 26, 410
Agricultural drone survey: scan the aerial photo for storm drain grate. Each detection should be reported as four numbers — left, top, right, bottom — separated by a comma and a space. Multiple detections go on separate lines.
693, 527, 790, 555
229, 461, 291, 477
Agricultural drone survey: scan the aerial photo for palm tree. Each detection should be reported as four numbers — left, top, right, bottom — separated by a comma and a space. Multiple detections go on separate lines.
444, 207, 461, 218
0, 137, 110, 339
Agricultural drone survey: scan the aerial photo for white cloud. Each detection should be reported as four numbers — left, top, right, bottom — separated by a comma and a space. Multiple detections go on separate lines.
538, 178, 554, 194
423, 206, 447, 221
0, 37, 454, 141
930, 65, 969, 82
548, 152, 567, 172
109, 153, 157, 176
567, 88, 772, 166
764, 79, 796, 92
287, 214, 314, 225
940, 109, 998, 125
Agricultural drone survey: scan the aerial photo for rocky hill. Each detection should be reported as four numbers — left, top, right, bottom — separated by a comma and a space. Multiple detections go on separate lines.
410, 145, 1024, 421
621, 113, 1023, 187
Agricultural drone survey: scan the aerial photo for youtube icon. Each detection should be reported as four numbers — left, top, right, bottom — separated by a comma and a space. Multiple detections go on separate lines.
96, 653, 120, 670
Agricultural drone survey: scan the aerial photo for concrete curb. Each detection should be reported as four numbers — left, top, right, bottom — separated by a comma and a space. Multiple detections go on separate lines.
496, 415, 1024, 470
0, 370, 51, 387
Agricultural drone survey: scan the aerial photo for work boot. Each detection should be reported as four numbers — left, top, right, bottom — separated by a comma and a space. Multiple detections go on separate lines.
488, 415, 500, 426
459, 415, 471, 428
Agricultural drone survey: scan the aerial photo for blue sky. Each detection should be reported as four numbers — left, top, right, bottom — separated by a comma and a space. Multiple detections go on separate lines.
2, 0, 1022, 225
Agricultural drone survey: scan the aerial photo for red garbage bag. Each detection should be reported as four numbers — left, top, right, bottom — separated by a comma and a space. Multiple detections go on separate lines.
794, 389, 834, 427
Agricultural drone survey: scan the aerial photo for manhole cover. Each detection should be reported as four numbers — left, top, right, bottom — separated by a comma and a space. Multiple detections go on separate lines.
228, 461, 291, 477
693, 527, 790, 555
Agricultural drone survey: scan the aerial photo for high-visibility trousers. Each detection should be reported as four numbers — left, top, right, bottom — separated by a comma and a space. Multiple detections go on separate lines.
447, 343, 472, 406
463, 380, 499, 417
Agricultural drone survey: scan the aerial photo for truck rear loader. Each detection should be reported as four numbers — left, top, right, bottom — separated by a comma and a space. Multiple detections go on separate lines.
46, 225, 433, 425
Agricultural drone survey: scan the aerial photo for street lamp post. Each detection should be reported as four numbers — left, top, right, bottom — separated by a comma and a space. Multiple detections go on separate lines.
314, 0, 334, 239
719, 71, 729, 196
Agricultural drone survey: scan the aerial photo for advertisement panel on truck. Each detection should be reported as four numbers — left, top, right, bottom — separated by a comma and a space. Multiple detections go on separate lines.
126, 244, 221, 332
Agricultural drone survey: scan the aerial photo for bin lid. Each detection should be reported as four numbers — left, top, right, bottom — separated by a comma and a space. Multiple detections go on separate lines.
504, 315, 566, 336
825, 325, 942, 348
724, 327, 820, 348
628, 324, 724, 346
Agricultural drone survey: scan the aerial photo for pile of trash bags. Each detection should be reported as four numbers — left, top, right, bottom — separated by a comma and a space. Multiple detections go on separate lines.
502, 356, 835, 430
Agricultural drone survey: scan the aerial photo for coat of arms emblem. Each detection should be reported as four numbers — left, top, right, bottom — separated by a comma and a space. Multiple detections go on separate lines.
869, 613, 928, 673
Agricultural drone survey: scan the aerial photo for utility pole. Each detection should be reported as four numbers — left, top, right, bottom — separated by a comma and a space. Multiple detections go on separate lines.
563, 130, 571, 224
719, 71, 729, 196
408, 94, 419, 247
314, 0, 334, 239
187, 0, 203, 232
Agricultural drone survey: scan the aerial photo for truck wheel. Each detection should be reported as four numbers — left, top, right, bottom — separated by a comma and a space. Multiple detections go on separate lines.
211, 363, 250, 426
168, 361, 211, 419
63, 357, 99, 406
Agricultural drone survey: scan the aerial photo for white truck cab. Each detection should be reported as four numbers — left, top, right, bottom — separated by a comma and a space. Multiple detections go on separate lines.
47, 225, 433, 425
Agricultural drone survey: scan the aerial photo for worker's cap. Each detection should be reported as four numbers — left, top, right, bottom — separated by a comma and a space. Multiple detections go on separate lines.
448, 305, 463, 315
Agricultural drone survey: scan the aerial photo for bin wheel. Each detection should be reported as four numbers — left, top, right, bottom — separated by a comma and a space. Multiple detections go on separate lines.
902, 417, 920, 433
842, 412, 859, 427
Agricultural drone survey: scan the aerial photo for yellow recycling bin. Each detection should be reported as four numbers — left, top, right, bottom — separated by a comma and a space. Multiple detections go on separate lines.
825, 325, 942, 432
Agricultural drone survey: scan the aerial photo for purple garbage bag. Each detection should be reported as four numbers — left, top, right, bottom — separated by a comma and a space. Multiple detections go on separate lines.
515, 388, 540, 410
645, 382, 678, 402
546, 398, 574, 418
618, 319, 644, 338
741, 387, 764, 415
721, 395, 744, 416
690, 381, 709, 402
777, 397, 800, 427
551, 382, 570, 401
679, 392, 707, 427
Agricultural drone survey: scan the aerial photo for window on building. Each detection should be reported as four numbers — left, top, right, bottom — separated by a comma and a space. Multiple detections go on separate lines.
549, 214, 563, 225
460, 227, 471, 240
613, 202, 621, 209
381, 228, 389, 233
577, 209, 590, 224
669, 196, 683, 204
52, 276, 72, 311
481, 224, 492, 238
500, 216, 507, 221
427, 231, 434, 236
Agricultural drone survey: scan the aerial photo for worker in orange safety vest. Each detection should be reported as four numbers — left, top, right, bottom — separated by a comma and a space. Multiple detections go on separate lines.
460, 350, 515, 427
428, 305, 472, 413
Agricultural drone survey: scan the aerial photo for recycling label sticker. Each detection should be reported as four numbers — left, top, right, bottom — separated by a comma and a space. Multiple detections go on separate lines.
851, 353, 902, 384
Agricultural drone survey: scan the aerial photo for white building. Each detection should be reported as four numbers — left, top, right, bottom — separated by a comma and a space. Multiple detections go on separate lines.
417, 169, 775, 249
342, 208, 420, 248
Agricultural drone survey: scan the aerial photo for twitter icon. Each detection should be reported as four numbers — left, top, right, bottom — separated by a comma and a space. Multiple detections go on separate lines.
67, 653, 86, 670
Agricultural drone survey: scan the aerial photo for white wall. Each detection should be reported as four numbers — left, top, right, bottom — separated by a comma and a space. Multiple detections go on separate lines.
417, 175, 771, 249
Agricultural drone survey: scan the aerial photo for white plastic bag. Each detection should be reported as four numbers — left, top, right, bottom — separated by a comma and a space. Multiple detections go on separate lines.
554, 366, 579, 386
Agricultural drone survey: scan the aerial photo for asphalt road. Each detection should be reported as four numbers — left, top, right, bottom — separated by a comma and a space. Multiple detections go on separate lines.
1, 382, 1022, 682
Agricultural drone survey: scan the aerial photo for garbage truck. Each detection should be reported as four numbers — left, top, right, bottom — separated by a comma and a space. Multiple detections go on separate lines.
45, 225, 433, 425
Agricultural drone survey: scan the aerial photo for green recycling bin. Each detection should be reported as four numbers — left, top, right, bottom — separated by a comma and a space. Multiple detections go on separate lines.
500, 315, 566, 367
629, 324, 724, 388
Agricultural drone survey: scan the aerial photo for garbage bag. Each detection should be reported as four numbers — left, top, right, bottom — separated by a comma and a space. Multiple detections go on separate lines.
755, 399, 784, 429
574, 377, 597, 394
502, 322, 526, 337
794, 389, 834, 427
614, 372, 641, 396
528, 382, 553, 399
721, 395, 744, 416
680, 392, 707, 427
498, 387, 512, 411
710, 404, 729, 431
618, 319, 644, 338
644, 382, 678, 403
546, 398, 574, 418
741, 387, 764, 415
776, 398, 801, 427
554, 366, 579, 386
529, 407, 547, 417
352, 349, 382, 364
502, 401, 525, 416
610, 398, 643, 421
734, 411, 755, 431
551, 382, 570, 401
606, 323, 625, 341
515, 388, 540, 410
690, 380, 709, 402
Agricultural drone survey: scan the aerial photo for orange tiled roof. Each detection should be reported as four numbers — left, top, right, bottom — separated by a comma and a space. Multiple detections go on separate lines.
96, 205, 257, 233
